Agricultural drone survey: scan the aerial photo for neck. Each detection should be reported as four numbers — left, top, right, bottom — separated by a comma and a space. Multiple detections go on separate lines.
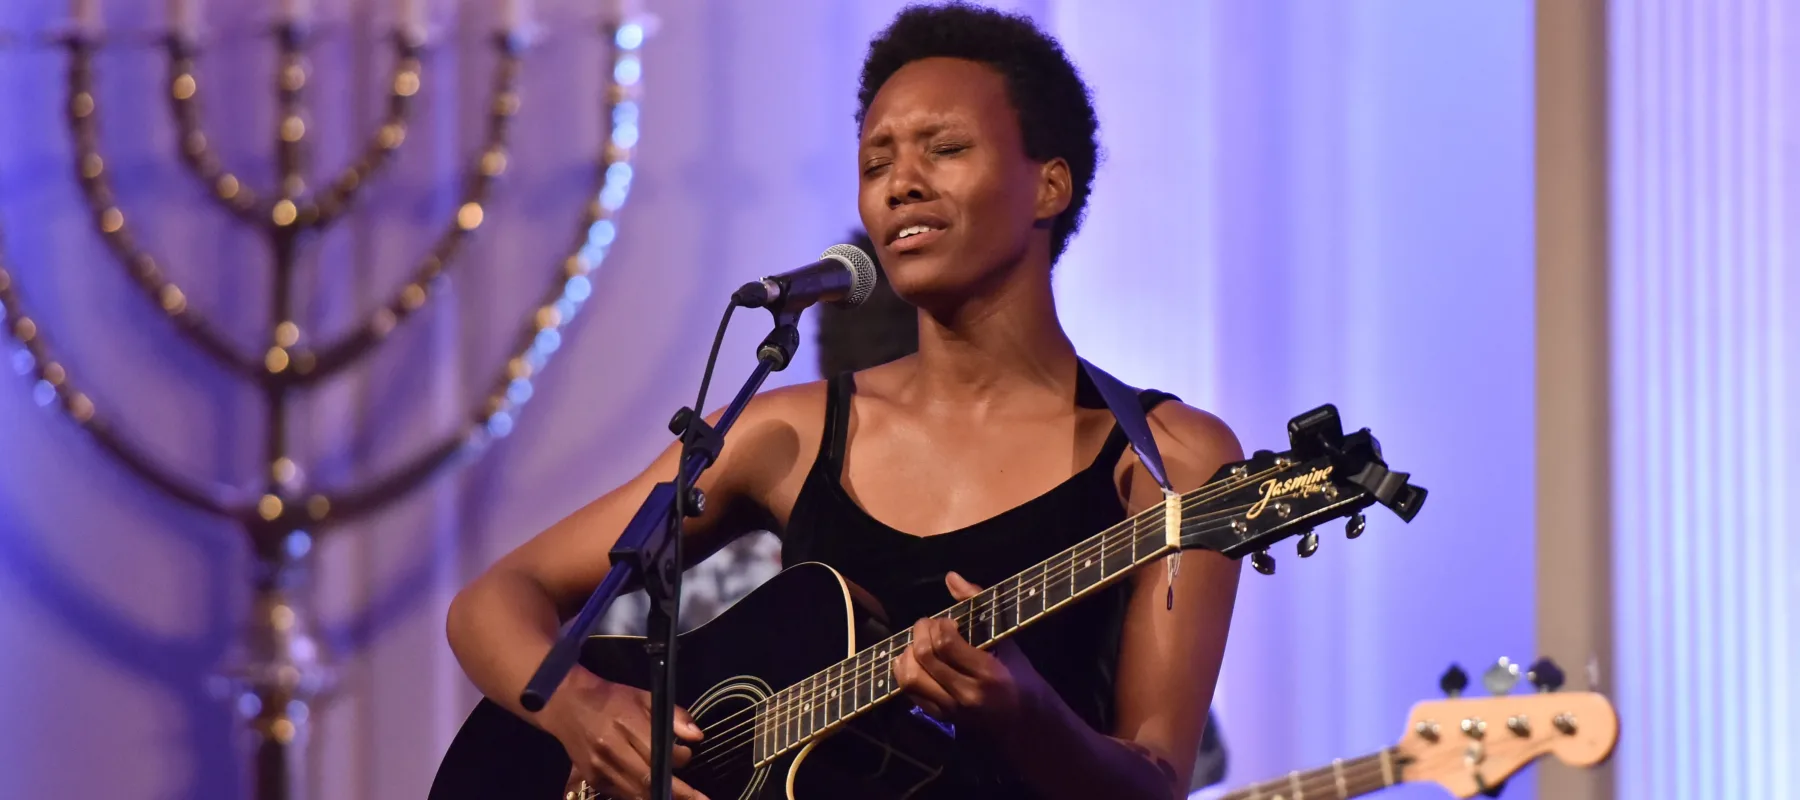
909, 266, 1075, 408
1215, 748, 1406, 800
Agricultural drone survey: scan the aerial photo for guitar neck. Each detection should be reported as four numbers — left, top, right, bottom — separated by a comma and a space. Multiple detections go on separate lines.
1216, 748, 1405, 800
754, 493, 1185, 765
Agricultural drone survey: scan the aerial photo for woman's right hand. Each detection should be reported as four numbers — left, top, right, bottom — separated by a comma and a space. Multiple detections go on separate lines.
540, 670, 710, 800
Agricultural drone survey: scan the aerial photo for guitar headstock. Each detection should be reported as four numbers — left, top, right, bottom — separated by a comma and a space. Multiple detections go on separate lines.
1399, 659, 1618, 797
1179, 404, 1427, 571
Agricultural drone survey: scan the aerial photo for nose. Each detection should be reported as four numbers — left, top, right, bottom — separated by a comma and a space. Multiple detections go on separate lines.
885, 152, 931, 209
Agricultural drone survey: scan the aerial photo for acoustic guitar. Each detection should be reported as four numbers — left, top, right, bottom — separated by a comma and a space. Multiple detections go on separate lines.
429, 405, 1426, 800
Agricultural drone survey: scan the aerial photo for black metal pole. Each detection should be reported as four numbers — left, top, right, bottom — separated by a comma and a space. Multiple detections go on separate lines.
520, 314, 800, 800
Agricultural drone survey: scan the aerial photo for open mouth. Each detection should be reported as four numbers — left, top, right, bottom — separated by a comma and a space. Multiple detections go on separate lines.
891, 223, 946, 253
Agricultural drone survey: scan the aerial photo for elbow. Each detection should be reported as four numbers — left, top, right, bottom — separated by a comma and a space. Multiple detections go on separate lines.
445, 575, 487, 658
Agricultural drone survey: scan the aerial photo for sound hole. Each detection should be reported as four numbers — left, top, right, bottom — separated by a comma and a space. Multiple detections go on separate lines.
679, 685, 764, 799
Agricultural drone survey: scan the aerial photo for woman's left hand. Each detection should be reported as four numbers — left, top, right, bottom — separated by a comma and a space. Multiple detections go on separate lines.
893, 571, 1049, 735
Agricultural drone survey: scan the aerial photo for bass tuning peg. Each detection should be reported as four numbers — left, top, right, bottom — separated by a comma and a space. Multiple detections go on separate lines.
1251, 549, 1276, 576
1296, 530, 1320, 558
1440, 663, 1469, 697
1528, 657, 1566, 692
1345, 512, 1367, 539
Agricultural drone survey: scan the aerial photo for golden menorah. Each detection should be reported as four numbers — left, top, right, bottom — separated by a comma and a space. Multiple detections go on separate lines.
0, 12, 649, 799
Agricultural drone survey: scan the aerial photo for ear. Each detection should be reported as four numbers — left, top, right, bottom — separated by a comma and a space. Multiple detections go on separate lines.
1034, 157, 1073, 222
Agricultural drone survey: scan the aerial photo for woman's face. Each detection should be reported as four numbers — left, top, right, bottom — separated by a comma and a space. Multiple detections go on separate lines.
857, 57, 1067, 308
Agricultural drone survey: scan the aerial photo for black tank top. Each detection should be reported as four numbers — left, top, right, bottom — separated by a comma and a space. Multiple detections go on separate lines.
781, 371, 1177, 796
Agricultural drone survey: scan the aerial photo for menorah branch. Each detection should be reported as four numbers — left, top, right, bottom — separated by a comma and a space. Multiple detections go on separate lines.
273, 34, 523, 388
0, 235, 250, 518
164, 35, 268, 226
63, 35, 266, 379
291, 26, 644, 531
301, 30, 425, 230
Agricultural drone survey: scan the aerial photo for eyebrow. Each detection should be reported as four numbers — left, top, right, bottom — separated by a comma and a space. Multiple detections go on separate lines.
862, 120, 958, 151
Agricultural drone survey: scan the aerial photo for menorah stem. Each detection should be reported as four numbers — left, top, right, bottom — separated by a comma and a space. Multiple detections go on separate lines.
233, 538, 328, 800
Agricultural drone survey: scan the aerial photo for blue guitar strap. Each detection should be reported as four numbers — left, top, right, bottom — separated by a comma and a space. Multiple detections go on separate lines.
1078, 358, 1184, 608
1078, 357, 1174, 493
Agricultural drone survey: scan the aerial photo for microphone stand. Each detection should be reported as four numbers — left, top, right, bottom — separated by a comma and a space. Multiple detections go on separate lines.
519, 306, 803, 800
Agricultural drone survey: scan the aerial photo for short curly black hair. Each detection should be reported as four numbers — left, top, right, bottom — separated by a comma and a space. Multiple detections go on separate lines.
857, 2, 1100, 261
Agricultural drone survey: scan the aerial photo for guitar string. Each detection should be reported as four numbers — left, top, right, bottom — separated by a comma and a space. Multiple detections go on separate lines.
681, 735, 1553, 799
684, 457, 1343, 766
679, 519, 1175, 768
1215, 745, 1556, 800
680, 518, 1172, 765
682, 462, 1288, 756
687, 479, 1295, 761
682, 471, 1327, 767
682, 485, 1338, 770
680, 508, 1182, 763
1216, 751, 1397, 800
1215, 743, 1568, 800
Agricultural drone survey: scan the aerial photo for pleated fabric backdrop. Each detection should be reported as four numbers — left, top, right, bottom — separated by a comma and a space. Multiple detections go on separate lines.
1609, 1, 1800, 798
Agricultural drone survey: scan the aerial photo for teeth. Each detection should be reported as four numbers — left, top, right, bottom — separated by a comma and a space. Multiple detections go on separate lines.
897, 224, 935, 240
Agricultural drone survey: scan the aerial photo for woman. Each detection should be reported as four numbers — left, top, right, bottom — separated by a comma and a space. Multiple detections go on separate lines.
446, 4, 1243, 799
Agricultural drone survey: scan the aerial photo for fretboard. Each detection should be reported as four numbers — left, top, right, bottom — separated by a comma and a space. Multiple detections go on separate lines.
753, 495, 1180, 765
1216, 749, 1405, 800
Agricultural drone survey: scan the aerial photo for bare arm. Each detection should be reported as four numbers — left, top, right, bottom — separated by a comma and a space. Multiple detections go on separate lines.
446, 385, 814, 720
1001, 403, 1244, 799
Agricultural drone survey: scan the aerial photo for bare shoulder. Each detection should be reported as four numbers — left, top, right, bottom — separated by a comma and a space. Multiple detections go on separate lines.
1146, 401, 1245, 475
719, 378, 832, 469
734, 378, 830, 425
1110, 400, 1244, 503
715, 378, 833, 521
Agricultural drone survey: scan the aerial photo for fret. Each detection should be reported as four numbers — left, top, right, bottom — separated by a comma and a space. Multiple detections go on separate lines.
795, 684, 810, 745
1136, 520, 1161, 563
1215, 750, 1402, 800
852, 648, 869, 711
755, 701, 765, 762
1044, 551, 1073, 607
1022, 561, 1045, 619
781, 690, 796, 755
826, 664, 844, 728
1130, 516, 1140, 563
763, 483, 1259, 763
1105, 523, 1136, 576
1073, 541, 1103, 592
995, 575, 1018, 632
1068, 545, 1077, 597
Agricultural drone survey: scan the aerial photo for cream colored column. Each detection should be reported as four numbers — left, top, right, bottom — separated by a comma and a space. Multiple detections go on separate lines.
1535, 0, 1614, 798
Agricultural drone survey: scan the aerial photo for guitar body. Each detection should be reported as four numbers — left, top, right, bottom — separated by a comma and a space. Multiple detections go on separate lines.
429, 563, 954, 800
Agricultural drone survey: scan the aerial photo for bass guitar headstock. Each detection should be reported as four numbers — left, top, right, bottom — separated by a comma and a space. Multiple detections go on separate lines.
1399, 658, 1618, 797
1179, 404, 1427, 573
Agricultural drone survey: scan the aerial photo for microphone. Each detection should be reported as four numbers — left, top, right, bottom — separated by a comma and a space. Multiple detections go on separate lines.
733, 244, 878, 311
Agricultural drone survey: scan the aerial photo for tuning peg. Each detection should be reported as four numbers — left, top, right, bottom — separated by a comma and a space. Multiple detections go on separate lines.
1345, 512, 1366, 539
1296, 530, 1320, 558
1528, 657, 1566, 692
1440, 663, 1469, 697
1483, 657, 1522, 696
1251, 549, 1276, 575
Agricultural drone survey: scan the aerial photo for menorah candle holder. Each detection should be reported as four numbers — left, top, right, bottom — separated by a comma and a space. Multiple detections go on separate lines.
0, 12, 651, 800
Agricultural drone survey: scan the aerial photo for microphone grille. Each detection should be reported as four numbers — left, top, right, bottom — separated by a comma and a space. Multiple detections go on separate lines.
821, 243, 878, 306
